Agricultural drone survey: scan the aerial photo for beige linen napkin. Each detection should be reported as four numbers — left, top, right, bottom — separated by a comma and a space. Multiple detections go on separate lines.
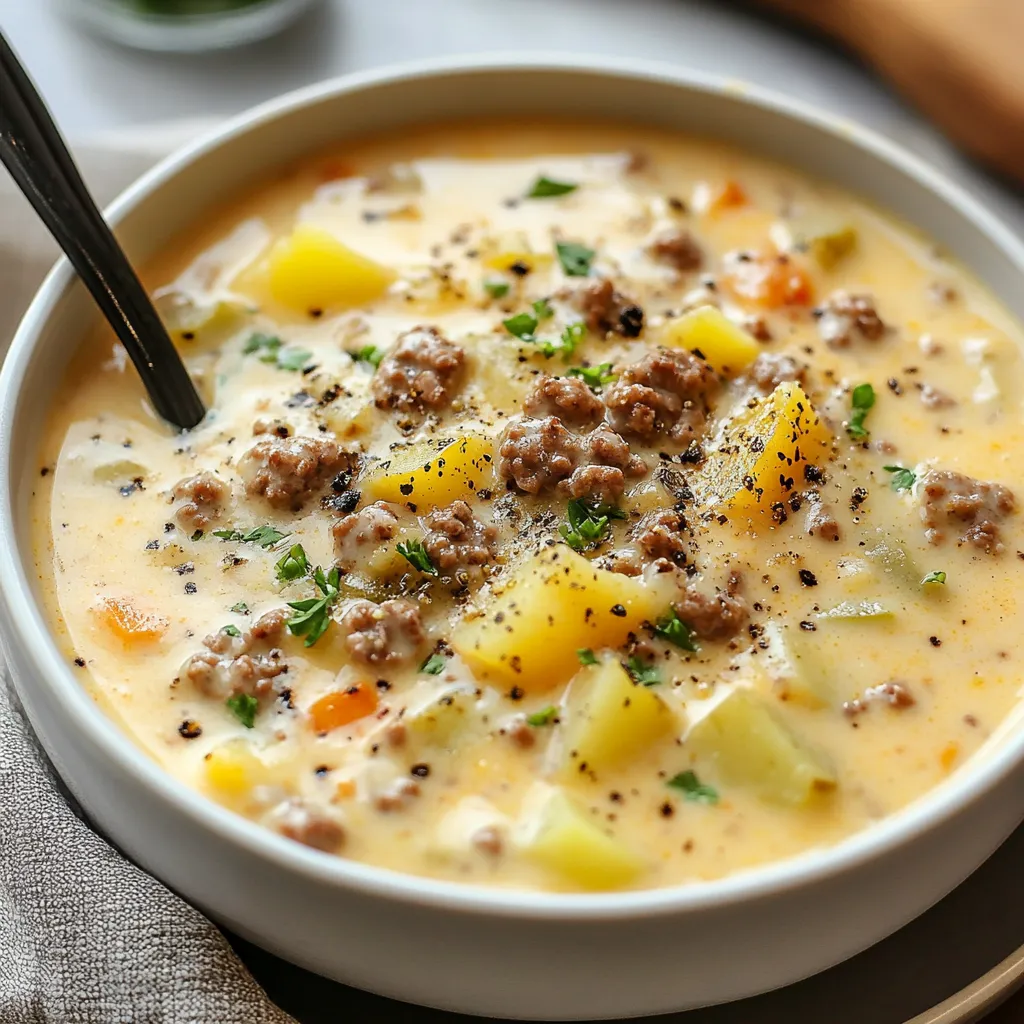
0, 139, 294, 1024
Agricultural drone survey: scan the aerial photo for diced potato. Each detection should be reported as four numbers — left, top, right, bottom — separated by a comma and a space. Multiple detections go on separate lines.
95, 597, 167, 644
405, 685, 481, 749
268, 225, 394, 312
686, 687, 836, 805
308, 683, 378, 733
552, 659, 678, 781
697, 382, 832, 513
660, 305, 760, 377
519, 788, 644, 890
863, 537, 922, 588
757, 621, 832, 708
450, 547, 663, 693
361, 435, 495, 509
203, 739, 277, 806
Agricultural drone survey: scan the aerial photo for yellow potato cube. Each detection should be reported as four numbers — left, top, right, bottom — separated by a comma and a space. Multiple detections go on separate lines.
660, 305, 760, 377
405, 685, 481, 750
697, 381, 832, 513
687, 687, 836, 805
520, 788, 645, 890
553, 659, 678, 781
268, 225, 394, 312
361, 435, 495, 509
450, 547, 663, 693
203, 739, 275, 806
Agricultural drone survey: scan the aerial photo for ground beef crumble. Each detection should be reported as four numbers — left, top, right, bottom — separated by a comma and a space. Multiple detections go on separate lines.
634, 509, 688, 563
372, 326, 466, 413
918, 469, 1016, 553
332, 501, 400, 571
171, 471, 228, 531
672, 579, 749, 640
340, 598, 425, 664
748, 352, 806, 393
269, 799, 345, 852
563, 278, 644, 338
605, 348, 718, 444
646, 229, 703, 272
523, 374, 605, 429
181, 608, 289, 701
421, 500, 499, 576
815, 291, 887, 348
239, 435, 353, 511
498, 417, 647, 503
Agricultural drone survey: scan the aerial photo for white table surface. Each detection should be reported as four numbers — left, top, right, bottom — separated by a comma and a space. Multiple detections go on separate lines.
0, 0, 1021, 234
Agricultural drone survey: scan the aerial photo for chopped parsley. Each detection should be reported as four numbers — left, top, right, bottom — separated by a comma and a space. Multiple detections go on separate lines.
626, 655, 661, 687
526, 705, 559, 726
847, 383, 876, 440
559, 498, 625, 551
275, 543, 310, 583
286, 566, 341, 647
921, 570, 947, 585
884, 465, 916, 491
420, 653, 448, 675
577, 648, 599, 666
225, 693, 258, 729
502, 299, 554, 342
556, 240, 596, 277
483, 279, 510, 299
243, 332, 312, 372
212, 524, 289, 549
502, 311, 540, 341
350, 344, 386, 368
526, 176, 578, 199
230, 601, 250, 615
667, 769, 719, 804
568, 363, 617, 389
654, 609, 699, 652
220, 624, 242, 637
397, 538, 438, 576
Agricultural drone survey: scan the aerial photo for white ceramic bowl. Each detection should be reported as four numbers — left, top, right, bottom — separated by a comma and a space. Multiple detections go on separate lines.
2, 56, 1023, 1021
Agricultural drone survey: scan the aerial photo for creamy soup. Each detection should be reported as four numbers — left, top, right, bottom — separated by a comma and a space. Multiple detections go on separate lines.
31, 120, 1024, 892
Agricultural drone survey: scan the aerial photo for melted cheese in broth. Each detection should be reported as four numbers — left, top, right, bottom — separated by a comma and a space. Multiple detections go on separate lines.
31, 120, 1024, 892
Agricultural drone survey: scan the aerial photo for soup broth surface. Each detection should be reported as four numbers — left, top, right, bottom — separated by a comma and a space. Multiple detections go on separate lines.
32, 120, 1024, 892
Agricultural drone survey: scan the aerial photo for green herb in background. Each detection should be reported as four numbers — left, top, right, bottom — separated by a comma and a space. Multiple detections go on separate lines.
226, 693, 258, 729
275, 543, 310, 583
526, 176, 578, 198
421, 653, 448, 675
883, 465, 916, 491
350, 344, 387, 368
921, 570, 947, 585
667, 769, 719, 804
626, 656, 661, 687
398, 539, 438, 576
568, 363, 617, 389
483, 279, 510, 299
212, 524, 289, 549
286, 567, 341, 647
559, 498, 624, 551
847, 383, 876, 440
654, 609, 699, 652
556, 241, 596, 277
526, 706, 559, 726
577, 648, 599, 666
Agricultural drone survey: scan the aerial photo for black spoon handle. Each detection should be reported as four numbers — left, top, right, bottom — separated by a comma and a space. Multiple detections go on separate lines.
0, 33, 205, 431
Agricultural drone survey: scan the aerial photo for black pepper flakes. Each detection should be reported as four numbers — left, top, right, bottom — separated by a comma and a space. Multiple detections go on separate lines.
410, 763, 431, 778
929, 636, 942, 647
74, 657, 86, 668
798, 569, 818, 587
178, 719, 202, 739
184, 582, 197, 595
610, 604, 627, 617
509, 686, 525, 701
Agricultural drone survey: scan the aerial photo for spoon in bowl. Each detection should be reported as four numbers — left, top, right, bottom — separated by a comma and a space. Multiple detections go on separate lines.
0, 32, 206, 430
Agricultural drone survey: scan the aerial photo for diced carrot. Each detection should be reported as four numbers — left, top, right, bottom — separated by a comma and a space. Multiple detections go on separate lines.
939, 741, 960, 772
334, 779, 357, 801
309, 684, 378, 733
96, 597, 167, 643
708, 179, 747, 214
723, 251, 814, 308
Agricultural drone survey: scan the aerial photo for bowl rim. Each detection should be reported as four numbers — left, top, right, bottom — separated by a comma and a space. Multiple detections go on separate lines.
2, 51, 1022, 921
